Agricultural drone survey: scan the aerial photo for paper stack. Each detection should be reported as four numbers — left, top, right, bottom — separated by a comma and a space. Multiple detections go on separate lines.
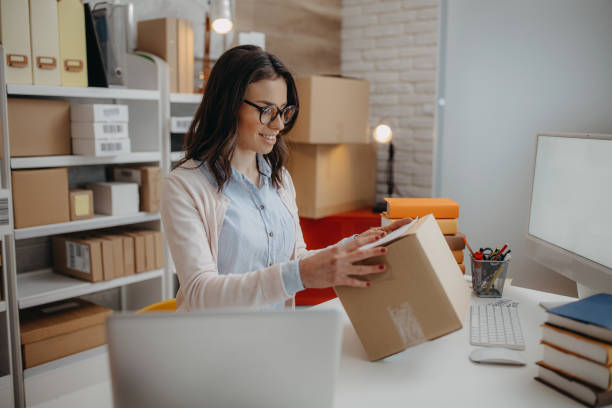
380, 198, 466, 274
536, 294, 612, 407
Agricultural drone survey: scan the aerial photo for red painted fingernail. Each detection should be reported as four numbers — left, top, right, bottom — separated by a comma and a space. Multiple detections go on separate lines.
380, 247, 387, 253
379, 264, 385, 270
366, 282, 371, 287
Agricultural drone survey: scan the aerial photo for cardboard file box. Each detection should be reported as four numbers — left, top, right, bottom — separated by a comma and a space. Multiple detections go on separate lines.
57, 0, 88, 87
71, 104, 129, 123
8, 98, 71, 157
87, 182, 139, 216
52, 236, 104, 282
72, 137, 131, 156
287, 76, 370, 144
106, 233, 135, 276
69, 189, 94, 221
335, 214, 471, 361
95, 234, 124, 279
113, 166, 161, 212
20, 299, 111, 368
287, 143, 376, 219
0, 0, 33, 84
137, 18, 193, 93
121, 231, 145, 273
29, 0, 61, 85
71, 122, 129, 139
12, 168, 70, 228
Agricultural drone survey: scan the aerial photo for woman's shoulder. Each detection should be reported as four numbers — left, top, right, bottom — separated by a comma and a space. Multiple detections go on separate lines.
164, 159, 218, 196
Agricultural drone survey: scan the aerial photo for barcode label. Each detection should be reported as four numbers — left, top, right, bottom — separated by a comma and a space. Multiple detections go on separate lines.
101, 142, 123, 152
66, 242, 91, 274
102, 124, 125, 134
102, 107, 120, 117
177, 120, 190, 128
0, 198, 8, 226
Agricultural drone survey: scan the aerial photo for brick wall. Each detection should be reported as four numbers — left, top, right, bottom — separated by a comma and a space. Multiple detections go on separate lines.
341, 0, 440, 199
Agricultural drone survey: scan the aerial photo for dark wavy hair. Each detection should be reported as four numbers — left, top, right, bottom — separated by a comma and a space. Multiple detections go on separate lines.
178, 45, 299, 191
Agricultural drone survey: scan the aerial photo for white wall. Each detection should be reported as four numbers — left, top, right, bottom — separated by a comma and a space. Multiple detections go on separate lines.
341, 0, 440, 200
435, 0, 612, 296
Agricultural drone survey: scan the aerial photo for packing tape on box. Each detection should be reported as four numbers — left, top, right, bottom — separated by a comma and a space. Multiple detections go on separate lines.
387, 302, 426, 347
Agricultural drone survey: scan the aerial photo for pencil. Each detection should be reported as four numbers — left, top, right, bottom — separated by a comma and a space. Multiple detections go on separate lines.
463, 236, 475, 257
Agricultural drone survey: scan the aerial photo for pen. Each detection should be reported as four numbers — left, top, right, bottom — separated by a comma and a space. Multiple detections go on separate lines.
463, 236, 475, 257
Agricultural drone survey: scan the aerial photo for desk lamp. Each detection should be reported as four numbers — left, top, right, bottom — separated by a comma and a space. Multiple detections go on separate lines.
372, 123, 395, 213
201, 0, 234, 88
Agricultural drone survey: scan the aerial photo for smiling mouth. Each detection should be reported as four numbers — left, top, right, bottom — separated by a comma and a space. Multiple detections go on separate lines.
260, 133, 277, 141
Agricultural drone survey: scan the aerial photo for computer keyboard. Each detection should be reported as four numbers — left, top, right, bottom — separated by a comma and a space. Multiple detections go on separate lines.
470, 301, 525, 350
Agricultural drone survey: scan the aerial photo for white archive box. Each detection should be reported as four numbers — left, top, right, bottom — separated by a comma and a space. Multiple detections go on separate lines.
0, 0, 33, 84
72, 137, 131, 156
171, 116, 192, 133
87, 182, 139, 216
71, 104, 129, 123
71, 122, 129, 139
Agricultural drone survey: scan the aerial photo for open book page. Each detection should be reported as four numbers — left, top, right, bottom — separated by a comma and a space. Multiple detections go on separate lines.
360, 217, 419, 250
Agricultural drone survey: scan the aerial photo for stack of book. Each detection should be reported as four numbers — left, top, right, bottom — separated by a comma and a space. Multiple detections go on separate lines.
536, 293, 612, 407
380, 198, 466, 274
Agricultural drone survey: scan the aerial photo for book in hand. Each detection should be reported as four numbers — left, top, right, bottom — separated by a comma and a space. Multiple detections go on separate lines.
542, 324, 612, 366
542, 343, 612, 391
546, 294, 612, 344
536, 362, 612, 408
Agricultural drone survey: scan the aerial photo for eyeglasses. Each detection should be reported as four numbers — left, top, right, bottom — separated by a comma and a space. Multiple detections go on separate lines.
243, 100, 297, 125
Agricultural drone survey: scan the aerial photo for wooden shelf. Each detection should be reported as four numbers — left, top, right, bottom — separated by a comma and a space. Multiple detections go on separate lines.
17, 268, 164, 309
170, 93, 202, 104
11, 152, 161, 169
0, 300, 6, 313
14, 212, 160, 240
7, 84, 159, 100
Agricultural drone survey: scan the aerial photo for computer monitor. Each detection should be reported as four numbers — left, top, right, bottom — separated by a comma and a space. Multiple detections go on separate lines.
526, 132, 612, 297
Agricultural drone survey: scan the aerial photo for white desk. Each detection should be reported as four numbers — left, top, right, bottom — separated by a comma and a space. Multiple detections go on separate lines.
316, 284, 584, 408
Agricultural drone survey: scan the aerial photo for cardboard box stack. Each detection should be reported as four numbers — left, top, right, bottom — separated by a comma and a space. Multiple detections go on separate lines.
113, 166, 161, 213
53, 228, 164, 282
71, 103, 131, 156
87, 182, 139, 216
535, 294, 612, 407
381, 198, 466, 274
20, 298, 111, 368
285, 75, 375, 219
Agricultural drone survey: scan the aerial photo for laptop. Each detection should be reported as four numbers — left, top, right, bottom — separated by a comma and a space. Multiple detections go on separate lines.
106, 309, 343, 408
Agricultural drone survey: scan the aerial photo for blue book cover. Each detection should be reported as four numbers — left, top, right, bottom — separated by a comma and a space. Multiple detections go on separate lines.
548, 293, 612, 330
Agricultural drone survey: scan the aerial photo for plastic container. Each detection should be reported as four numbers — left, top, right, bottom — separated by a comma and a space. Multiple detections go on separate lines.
470, 256, 510, 298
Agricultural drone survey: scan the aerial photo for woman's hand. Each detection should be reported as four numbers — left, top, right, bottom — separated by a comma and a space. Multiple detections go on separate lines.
358, 217, 414, 241
299, 233, 389, 289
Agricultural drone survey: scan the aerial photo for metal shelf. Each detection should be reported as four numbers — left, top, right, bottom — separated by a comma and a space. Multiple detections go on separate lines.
170, 93, 202, 104
0, 375, 13, 406
170, 151, 185, 162
11, 152, 161, 169
17, 268, 164, 309
14, 212, 160, 240
0, 300, 5, 313
7, 84, 159, 100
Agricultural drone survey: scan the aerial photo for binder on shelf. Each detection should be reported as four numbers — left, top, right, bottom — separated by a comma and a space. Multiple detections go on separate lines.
0, 0, 33, 84
92, 2, 128, 87
57, 0, 88, 87
29, 0, 61, 86
84, 3, 108, 87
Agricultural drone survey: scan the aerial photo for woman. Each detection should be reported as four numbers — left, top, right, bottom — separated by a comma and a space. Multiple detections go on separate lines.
161, 45, 411, 311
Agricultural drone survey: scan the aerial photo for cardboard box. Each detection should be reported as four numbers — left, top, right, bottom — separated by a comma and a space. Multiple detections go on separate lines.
335, 214, 471, 361
106, 234, 135, 276
120, 231, 145, 273
72, 137, 131, 156
96, 234, 124, 278
88, 182, 139, 216
12, 168, 70, 228
0, 0, 33, 85
71, 122, 129, 139
20, 299, 111, 368
57, 0, 88, 87
69, 189, 94, 221
286, 76, 370, 144
137, 18, 193, 93
70, 103, 129, 123
113, 166, 161, 213
30, 0, 61, 86
287, 143, 376, 219
7, 98, 71, 157
52, 236, 104, 282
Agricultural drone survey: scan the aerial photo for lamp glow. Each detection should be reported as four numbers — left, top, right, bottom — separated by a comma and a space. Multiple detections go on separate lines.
373, 124, 393, 144
212, 18, 233, 34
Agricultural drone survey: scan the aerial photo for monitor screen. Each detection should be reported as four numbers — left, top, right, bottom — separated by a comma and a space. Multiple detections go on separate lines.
528, 135, 612, 270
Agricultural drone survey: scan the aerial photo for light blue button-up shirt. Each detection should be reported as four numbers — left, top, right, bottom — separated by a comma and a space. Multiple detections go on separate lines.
199, 155, 304, 310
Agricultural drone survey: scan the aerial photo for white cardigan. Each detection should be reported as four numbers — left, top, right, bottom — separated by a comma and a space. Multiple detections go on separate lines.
160, 159, 310, 311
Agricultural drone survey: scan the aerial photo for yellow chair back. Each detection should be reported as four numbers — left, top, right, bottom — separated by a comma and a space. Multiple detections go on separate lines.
137, 298, 177, 313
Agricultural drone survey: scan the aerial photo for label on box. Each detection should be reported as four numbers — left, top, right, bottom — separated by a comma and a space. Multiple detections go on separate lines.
171, 117, 192, 133
101, 123, 127, 136
72, 137, 131, 157
101, 106, 123, 119
66, 242, 91, 274
114, 168, 142, 185
100, 140, 127, 153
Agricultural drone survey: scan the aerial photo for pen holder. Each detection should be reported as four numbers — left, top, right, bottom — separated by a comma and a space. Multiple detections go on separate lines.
470, 256, 510, 298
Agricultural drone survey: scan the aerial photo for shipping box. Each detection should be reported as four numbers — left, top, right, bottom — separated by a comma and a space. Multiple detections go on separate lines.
120, 231, 145, 273
88, 182, 139, 216
335, 214, 471, 361
70, 103, 129, 123
105, 234, 135, 276
72, 137, 131, 156
7, 98, 71, 157
287, 143, 376, 219
12, 168, 70, 228
20, 299, 111, 368
52, 236, 104, 282
286, 76, 370, 144
69, 189, 94, 221
113, 166, 161, 212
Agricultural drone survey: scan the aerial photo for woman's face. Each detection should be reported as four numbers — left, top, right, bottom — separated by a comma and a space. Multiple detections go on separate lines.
236, 77, 287, 155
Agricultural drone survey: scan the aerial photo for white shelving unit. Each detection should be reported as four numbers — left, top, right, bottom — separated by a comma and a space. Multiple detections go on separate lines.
7, 84, 159, 101
0, 374, 14, 407
14, 212, 160, 240
170, 92, 202, 104
0, 301, 5, 313
11, 152, 161, 169
17, 269, 164, 309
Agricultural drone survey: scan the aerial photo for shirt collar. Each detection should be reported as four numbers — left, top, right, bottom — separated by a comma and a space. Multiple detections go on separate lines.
256, 154, 272, 179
